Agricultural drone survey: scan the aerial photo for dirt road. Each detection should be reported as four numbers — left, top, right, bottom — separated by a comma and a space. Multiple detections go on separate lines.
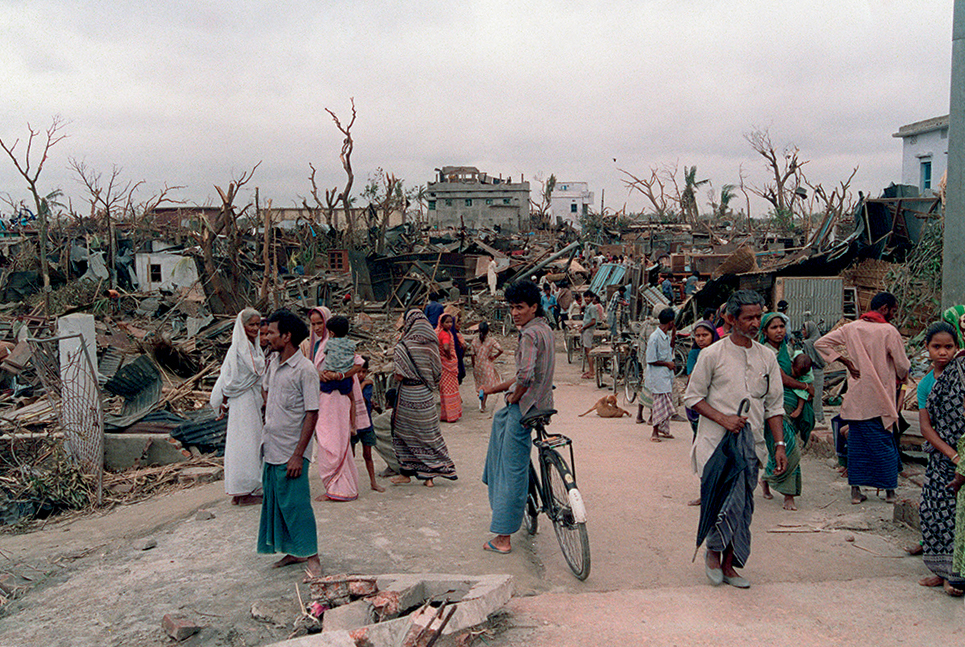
0, 337, 961, 645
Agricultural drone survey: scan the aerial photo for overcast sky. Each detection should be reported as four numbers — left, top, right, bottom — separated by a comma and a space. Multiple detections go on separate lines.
0, 0, 955, 218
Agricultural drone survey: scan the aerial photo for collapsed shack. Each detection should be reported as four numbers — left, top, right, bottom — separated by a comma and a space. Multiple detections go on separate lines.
673, 187, 943, 335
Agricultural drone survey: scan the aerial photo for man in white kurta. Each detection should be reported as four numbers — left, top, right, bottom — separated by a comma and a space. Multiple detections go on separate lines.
685, 333, 785, 476
683, 290, 786, 589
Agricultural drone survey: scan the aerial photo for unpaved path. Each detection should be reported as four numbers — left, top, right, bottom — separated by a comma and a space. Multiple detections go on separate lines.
0, 335, 956, 646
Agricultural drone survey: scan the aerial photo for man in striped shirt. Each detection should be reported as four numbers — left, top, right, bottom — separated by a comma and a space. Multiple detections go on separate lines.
481, 280, 556, 555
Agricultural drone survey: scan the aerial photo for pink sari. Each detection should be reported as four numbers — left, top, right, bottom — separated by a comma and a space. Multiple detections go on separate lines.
306, 307, 370, 502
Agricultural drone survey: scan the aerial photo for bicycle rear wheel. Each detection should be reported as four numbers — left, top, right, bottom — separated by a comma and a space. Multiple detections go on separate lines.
542, 450, 591, 580
624, 355, 640, 403
524, 462, 539, 535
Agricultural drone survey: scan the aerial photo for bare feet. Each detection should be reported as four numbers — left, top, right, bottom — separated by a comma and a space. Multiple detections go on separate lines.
783, 495, 797, 511
905, 543, 924, 556
650, 436, 661, 443
231, 496, 241, 505
302, 555, 322, 580
371, 481, 386, 493
761, 481, 774, 500
851, 487, 867, 505
687, 498, 701, 506
238, 494, 263, 506
919, 575, 943, 587
314, 494, 334, 501
943, 580, 964, 597
390, 475, 411, 485
657, 431, 674, 439
273, 555, 307, 569
885, 489, 897, 504
423, 478, 434, 487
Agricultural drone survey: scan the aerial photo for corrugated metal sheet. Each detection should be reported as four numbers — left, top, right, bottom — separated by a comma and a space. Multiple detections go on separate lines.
589, 263, 627, 294
780, 277, 843, 334
102, 355, 163, 430
170, 410, 227, 456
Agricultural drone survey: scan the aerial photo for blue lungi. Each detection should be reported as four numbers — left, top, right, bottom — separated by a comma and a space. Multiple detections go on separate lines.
482, 403, 532, 535
845, 418, 899, 490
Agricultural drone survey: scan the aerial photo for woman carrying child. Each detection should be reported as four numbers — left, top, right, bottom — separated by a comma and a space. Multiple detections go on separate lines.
759, 312, 810, 511
304, 307, 370, 502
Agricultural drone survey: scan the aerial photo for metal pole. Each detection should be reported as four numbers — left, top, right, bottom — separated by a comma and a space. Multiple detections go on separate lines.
944, 0, 965, 308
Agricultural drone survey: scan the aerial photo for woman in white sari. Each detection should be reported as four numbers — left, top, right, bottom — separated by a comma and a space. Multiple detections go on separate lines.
210, 308, 266, 505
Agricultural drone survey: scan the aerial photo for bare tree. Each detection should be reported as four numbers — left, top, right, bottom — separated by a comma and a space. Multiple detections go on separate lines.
737, 164, 753, 231
619, 164, 680, 219
191, 163, 260, 313
69, 160, 141, 289
529, 173, 556, 228
805, 167, 858, 249
0, 116, 68, 316
326, 98, 357, 246
744, 128, 809, 230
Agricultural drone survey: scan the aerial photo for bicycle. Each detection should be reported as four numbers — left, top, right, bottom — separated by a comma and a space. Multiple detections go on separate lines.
520, 407, 591, 580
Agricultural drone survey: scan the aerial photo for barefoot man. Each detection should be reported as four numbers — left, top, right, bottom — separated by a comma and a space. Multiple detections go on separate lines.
645, 307, 677, 442
481, 280, 555, 554
259, 310, 322, 578
814, 292, 910, 505
685, 290, 786, 588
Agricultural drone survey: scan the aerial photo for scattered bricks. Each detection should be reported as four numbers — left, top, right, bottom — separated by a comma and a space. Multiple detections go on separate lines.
322, 599, 375, 632
349, 626, 375, 647
347, 579, 378, 597
179, 466, 224, 486
370, 590, 401, 620
196, 509, 215, 521
162, 614, 202, 641
893, 496, 921, 530
134, 537, 157, 551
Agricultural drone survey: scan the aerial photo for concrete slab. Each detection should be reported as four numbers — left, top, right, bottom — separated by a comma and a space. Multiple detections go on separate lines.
103, 433, 190, 471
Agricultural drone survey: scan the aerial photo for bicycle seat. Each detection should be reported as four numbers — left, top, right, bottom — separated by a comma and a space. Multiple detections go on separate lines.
521, 408, 557, 428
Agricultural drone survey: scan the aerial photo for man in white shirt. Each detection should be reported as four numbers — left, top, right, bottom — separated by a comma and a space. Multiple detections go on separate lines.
684, 290, 786, 589
645, 308, 676, 441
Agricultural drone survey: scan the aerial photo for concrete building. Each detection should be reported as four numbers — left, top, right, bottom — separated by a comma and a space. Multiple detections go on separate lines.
426, 166, 530, 231
134, 251, 200, 292
893, 115, 949, 194
550, 182, 594, 228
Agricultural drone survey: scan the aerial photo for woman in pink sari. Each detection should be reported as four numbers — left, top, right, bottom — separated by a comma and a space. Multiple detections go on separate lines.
304, 307, 371, 502
436, 313, 463, 422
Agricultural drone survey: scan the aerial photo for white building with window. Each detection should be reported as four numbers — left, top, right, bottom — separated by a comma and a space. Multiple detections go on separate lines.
550, 182, 594, 229
893, 115, 948, 194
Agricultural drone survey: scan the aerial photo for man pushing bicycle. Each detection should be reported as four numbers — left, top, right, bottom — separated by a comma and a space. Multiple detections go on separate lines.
481, 280, 556, 555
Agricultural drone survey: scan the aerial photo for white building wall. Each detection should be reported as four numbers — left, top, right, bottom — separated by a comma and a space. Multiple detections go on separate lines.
135, 252, 200, 292
895, 117, 949, 193
550, 182, 594, 228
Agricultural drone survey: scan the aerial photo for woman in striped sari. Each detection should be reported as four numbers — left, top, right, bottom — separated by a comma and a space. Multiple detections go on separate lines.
390, 310, 457, 487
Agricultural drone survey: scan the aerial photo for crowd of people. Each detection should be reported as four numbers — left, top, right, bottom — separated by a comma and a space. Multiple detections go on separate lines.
209, 261, 964, 597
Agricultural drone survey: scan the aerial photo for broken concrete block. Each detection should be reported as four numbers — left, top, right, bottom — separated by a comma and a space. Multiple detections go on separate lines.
323, 599, 375, 632
347, 579, 378, 597
179, 466, 224, 486
103, 433, 190, 471
195, 509, 215, 521
162, 613, 202, 641
135, 537, 157, 551
894, 497, 920, 530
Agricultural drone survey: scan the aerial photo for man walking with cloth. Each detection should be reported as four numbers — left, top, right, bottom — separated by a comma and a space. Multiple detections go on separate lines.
685, 290, 786, 588
259, 310, 322, 578
814, 292, 910, 504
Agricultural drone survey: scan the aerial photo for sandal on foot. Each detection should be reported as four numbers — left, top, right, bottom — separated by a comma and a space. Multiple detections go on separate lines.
944, 580, 964, 597
483, 540, 511, 554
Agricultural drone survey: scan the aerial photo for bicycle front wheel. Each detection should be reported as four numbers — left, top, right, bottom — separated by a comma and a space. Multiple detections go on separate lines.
542, 450, 591, 580
624, 355, 640, 404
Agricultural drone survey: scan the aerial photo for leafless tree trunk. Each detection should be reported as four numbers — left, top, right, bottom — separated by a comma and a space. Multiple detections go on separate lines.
0, 116, 68, 318
619, 164, 680, 219
326, 98, 357, 246
744, 128, 809, 229
193, 163, 260, 313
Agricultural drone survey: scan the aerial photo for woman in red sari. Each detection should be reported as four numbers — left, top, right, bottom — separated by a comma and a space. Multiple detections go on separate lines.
437, 313, 463, 422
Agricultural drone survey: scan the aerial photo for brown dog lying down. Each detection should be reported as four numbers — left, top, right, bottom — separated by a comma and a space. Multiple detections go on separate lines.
578, 394, 630, 418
